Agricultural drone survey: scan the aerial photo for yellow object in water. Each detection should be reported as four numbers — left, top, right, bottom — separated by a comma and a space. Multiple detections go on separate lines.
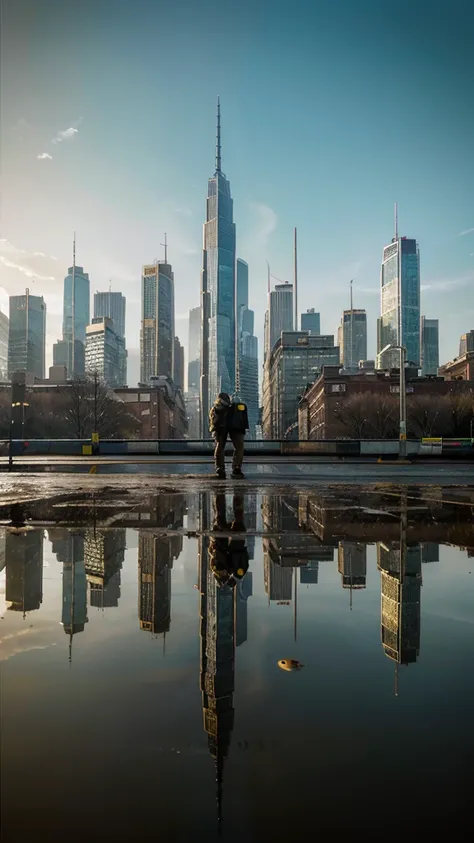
278, 659, 304, 672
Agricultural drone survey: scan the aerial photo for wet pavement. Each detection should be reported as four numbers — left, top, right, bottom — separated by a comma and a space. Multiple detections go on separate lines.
1, 486, 473, 840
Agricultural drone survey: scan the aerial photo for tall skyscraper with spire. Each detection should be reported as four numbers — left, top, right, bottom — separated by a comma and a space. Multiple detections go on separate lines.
200, 100, 236, 434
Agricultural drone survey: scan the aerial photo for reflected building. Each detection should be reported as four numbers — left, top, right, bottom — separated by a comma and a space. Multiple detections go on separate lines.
300, 561, 319, 584
337, 542, 367, 589
5, 530, 43, 613
421, 543, 439, 563
263, 544, 293, 602
378, 542, 422, 665
49, 530, 89, 639
138, 535, 172, 634
199, 505, 236, 830
235, 573, 253, 647
84, 529, 125, 608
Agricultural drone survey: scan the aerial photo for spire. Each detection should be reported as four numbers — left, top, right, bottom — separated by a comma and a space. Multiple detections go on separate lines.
394, 202, 398, 240
215, 97, 222, 173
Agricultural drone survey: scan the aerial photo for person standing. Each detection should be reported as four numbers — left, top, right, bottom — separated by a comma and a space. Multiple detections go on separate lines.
209, 392, 249, 479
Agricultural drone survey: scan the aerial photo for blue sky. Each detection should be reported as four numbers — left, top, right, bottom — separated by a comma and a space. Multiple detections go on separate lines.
1, 0, 473, 382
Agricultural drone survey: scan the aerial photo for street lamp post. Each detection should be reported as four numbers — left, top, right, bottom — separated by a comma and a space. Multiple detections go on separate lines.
379, 343, 407, 459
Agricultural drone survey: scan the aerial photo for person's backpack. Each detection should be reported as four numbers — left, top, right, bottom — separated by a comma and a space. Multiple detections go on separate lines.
228, 402, 249, 432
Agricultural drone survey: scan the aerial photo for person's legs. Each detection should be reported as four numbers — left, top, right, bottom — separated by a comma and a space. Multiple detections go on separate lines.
230, 432, 245, 472
214, 434, 227, 474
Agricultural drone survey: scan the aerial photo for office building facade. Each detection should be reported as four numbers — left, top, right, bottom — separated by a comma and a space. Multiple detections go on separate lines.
94, 291, 126, 339
141, 260, 175, 384
0, 311, 9, 380
236, 259, 249, 331
173, 336, 185, 390
8, 289, 46, 380
377, 235, 420, 368
200, 100, 236, 431
53, 264, 90, 378
459, 330, 474, 356
262, 332, 340, 439
94, 291, 127, 383
339, 309, 367, 369
265, 283, 294, 359
85, 317, 126, 387
420, 317, 439, 376
301, 309, 320, 335
188, 306, 201, 390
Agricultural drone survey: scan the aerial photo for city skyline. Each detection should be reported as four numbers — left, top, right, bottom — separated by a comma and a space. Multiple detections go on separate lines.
1, 0, 472, 384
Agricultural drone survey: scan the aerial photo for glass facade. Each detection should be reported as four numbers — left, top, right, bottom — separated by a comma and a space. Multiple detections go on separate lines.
268, 284, 293, 355
301, 310, 320, 335
8, 291, 46, 379
85, 318, 126, 387
378, 237, 420, 368
236, 259, 249, 332
420, 317, 439, 375
340, 309, 367, 369
262, 332, 340, 439
204, 170, 236, 402
94, 292, 126, 340
140, 263, 175, 383
0, 311, 9, 380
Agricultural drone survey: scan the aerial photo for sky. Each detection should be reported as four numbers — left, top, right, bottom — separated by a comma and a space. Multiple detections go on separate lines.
1, 0, 473, 385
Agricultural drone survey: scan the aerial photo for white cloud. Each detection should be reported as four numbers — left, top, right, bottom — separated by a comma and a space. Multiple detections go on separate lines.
37, 152, 52, 160
52, 126, 78, 144
457, 228, 474, 237
421, 272, 474, 292
249, 202, 278, 249
0, 240, 59, 285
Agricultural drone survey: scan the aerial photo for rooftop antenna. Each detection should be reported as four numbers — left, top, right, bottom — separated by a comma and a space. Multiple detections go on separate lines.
394, 202, 398, 240
267, 261, 271, 295
349, 279, 354, 369
216, 97, 221, 173
160, 233, 168, 264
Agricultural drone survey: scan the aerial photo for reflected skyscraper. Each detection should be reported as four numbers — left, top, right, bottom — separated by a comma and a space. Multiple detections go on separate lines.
199, 493, 236, 831
235, 573, 253, 647
84, 529, 125, 607
138, 535, 172, 634
200, 100, 236, 433
337, 542, 367, 590
5, 530, 43, 614
300, 561, 319, 584
378, 542, 422, 666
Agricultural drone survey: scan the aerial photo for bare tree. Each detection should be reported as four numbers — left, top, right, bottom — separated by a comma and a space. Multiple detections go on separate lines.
332, 394, 370, 438
367, 394, 398, 438
445, 393, 474, 437
407, 395, 448, 438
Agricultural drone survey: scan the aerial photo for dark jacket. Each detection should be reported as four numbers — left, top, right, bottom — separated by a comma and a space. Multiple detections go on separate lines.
227, 402, 249, 433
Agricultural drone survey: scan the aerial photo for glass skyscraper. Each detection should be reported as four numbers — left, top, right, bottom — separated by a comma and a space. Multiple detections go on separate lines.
200, 100, 236, 431
140, 260, 175, 383
420, 317, 439, 376
53, 262, 90, 378
94, 291, 126, 340
94, 291, 127, 384
338, 309, 367, 369
8, 289, 46, 380
265, 283, 294, 359
236, 259, 248, 332
377, 236, 420, 368
0, 311, 9, 381
301, 309, 320, 335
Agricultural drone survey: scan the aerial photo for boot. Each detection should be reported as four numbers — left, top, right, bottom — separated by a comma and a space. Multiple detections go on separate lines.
231, 467, 244, 479
215, 468, 226, 479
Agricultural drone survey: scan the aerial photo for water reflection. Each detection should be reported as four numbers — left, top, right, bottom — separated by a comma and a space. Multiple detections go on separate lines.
1, 488, 472, 837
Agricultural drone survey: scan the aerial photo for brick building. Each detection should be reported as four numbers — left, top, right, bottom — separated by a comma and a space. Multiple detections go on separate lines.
438, 351, 474, 382
298, 366, 474, 440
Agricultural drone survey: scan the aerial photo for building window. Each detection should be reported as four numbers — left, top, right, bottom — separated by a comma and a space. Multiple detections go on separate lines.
390, 385, 400, 393
331, 383, 346, 393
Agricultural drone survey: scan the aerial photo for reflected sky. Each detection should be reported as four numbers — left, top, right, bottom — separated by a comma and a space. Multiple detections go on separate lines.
0, 489, 473, 840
